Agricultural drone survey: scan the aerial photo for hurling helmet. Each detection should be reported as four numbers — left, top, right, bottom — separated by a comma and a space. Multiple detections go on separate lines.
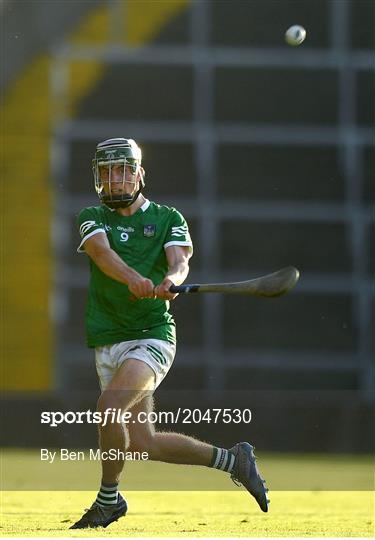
92, 138, 144, 208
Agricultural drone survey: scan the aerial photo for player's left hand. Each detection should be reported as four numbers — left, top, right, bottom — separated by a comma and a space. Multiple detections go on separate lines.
153, 278, 178, 301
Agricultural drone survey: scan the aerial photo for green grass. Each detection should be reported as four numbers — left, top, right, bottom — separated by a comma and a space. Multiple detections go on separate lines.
0, 450, 374, 537
1, 490, 374, 537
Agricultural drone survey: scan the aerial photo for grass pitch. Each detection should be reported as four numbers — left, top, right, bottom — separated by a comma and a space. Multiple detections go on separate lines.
1, 450, 374, 537
1, 490, 374, 537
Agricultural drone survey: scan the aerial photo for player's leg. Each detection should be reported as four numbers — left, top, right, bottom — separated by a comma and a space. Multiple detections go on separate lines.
97, 358, 155, 484
127, 391, 268, 513
124, 340, 268, 512
128, 394, 213, 465
70, 357, 156, 529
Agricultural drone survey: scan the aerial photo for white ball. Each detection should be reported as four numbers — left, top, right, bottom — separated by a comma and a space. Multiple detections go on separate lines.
285, 25, 306, 46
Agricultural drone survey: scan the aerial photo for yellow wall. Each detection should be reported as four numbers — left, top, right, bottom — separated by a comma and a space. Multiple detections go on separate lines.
1, 0, 188, 391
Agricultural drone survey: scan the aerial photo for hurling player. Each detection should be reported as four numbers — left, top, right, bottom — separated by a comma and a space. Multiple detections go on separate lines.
70, 138, 268, 529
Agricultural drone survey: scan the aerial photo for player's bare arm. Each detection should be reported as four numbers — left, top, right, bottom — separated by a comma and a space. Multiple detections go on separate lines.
83, 232, 154, 298
154, 245, 191, 301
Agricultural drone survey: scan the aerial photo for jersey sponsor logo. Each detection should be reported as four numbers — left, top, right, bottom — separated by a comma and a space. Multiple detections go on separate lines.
117, 226, 134, 232
143, 224, 156, 237
79, 220, 97, 237
171, 225, 188, 238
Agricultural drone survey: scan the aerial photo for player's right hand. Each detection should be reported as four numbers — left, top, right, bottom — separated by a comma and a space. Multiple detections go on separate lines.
128, 275, 155, 299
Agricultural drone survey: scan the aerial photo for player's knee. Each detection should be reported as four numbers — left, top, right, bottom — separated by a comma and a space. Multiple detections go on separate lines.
97, 392, 122, 415
128, 432, 155, 454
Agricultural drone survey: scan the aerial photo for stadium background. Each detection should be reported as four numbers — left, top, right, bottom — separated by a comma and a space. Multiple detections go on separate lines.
1, 0, 374, 458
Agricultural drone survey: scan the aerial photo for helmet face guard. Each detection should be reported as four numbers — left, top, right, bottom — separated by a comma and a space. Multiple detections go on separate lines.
92, 138, 144, 209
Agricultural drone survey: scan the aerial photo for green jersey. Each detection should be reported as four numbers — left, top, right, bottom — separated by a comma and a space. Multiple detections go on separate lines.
77, 199, 193, 347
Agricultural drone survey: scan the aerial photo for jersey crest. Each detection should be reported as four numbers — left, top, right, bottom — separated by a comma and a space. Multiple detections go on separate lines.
143, 224, 156, 237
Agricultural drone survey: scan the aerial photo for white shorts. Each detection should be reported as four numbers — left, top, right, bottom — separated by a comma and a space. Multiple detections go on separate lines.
95, 339, 176, 391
